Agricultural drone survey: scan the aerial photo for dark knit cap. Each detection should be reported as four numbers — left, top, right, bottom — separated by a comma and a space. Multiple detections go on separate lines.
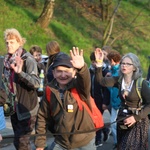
52, 53, 73, 69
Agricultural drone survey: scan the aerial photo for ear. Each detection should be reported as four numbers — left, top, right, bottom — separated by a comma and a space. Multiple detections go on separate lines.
110, 59, 116, 65
133, 67, 136, 71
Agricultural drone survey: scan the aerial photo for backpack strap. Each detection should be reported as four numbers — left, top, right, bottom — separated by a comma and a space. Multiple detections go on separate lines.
46, 86, 51, 102
45, 87, 104, 129
45, 87, 83, 112
71, 88, 93, 116
136, 77, 144, 107
71, 88, 104, 129
45, 86, 53, 116
45, 87, 84, 111
71, 88, 83, 111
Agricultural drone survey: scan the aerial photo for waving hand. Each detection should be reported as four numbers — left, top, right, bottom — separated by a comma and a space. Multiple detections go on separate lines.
70, 47, 84, 69
94, 48, 104, 67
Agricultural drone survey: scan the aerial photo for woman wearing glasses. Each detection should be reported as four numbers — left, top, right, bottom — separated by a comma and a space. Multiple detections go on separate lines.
94, 48, 150, 150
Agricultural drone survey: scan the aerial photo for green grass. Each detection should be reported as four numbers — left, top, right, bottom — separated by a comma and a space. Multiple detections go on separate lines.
0, 0, 150, 76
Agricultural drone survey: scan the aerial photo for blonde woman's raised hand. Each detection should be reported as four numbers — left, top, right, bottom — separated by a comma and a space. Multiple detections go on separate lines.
10, 56, 23, 73
70, 47, 84, 69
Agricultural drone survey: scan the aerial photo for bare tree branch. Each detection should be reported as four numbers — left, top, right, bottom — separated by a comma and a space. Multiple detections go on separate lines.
102, 0, 122, 46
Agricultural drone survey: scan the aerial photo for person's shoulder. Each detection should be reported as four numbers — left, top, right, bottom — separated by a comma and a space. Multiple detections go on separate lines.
142, 79, 150, 87
37, 62, 44, 67
23, 52, 36, 62
56, 52, 65, 57
24, 52, 34, 58
37, 62, 46, 71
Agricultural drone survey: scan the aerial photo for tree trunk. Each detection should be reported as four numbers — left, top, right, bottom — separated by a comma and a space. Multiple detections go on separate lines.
36, 0, 55, 29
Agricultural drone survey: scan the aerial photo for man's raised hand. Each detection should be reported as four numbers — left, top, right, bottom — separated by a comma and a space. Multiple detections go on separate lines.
70, 47, 84, 69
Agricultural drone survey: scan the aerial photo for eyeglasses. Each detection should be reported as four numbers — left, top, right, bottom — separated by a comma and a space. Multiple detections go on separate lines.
120, 62, 133, 67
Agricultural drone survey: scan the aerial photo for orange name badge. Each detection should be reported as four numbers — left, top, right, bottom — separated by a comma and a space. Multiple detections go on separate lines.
67, 105, 73, 112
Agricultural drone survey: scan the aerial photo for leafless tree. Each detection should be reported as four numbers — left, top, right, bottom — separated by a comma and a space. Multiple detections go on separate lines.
99, 0, 112, 21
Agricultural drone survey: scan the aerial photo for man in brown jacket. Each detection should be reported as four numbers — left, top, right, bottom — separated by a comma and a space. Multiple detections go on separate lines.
35, 47, 96, 150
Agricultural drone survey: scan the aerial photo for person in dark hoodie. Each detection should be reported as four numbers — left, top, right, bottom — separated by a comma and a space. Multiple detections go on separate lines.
89, 51, 111, 147
3, 28, 40, 150
46, 41, 64, 83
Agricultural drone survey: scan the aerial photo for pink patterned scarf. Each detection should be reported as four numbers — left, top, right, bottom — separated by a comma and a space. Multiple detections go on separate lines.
4, 47, 23, 79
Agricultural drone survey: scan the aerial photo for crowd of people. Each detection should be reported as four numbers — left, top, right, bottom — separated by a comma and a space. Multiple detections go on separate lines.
0, 28, 150, 150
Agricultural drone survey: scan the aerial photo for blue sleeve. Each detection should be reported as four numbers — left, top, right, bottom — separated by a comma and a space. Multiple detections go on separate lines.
0, 107, 6, 130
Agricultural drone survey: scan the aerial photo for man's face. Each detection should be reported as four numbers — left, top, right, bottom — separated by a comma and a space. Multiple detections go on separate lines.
5, 38, 20, 54
53, 66, 76, 89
